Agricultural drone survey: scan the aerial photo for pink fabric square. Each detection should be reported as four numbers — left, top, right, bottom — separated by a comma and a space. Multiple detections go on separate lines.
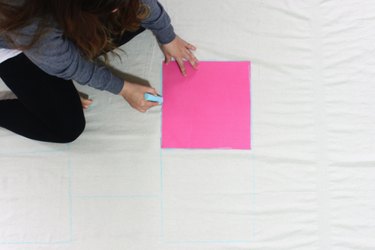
162, 61, 251, 149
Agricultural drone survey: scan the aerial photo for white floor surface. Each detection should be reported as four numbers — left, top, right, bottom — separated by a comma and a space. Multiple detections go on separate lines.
1, 0, 375, 249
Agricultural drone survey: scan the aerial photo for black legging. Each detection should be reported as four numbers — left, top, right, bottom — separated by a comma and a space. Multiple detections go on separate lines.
0, 27, 145, 143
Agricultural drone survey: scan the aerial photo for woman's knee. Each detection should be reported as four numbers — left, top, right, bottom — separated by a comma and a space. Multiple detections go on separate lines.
55, 116, 86, 143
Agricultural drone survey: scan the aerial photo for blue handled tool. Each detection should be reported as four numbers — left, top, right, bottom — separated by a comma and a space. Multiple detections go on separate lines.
144, 93, 163, 104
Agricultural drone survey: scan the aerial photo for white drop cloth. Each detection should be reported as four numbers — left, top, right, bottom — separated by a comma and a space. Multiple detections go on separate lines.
1, 0, 375, 249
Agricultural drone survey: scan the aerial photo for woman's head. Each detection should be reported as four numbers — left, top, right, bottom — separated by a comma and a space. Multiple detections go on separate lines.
81, 0, 130, 15
0, 0, 149, 60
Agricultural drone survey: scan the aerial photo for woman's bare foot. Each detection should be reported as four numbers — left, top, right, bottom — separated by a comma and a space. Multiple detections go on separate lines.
80, 97, 93, 110
78, 92, 93, 110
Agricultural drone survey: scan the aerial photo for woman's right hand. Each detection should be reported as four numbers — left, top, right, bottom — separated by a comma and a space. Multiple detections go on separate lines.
119, 81, 160, 113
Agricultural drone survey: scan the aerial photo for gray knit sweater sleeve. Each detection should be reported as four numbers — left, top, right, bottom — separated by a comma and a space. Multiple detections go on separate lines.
22, 25, 125, 94
3, 0, 176, 94
141, 0, 176, 44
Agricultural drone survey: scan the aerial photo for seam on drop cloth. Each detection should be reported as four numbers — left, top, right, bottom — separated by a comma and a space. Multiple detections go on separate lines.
143, 33, 157, 81
311, 1, 332, 249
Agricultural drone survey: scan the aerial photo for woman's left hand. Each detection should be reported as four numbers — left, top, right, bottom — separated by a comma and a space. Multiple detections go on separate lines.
161, 36, 199, 76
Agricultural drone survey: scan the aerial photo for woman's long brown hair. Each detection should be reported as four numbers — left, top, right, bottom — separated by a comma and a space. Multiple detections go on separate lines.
0, 0, 149, 60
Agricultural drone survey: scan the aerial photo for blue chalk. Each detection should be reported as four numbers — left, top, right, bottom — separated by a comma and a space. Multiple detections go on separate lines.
144, 93, 163, 104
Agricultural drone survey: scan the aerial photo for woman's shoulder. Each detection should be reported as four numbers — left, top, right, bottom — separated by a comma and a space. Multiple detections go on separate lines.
0, 38, 9, 49
8, 17, 62, 46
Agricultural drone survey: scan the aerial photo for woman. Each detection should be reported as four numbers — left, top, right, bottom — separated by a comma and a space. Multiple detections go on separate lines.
0, 0, 198, 143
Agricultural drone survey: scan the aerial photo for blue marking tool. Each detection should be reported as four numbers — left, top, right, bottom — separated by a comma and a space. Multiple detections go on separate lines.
144, 93, 163, 104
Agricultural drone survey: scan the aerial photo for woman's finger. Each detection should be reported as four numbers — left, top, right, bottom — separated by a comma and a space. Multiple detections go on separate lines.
149, 88, 158, 96
186, 51, 199, 69
176, 58, 186, 76
139, 102, 159, 113
147, 102, 160, 108
165, 54, 172, 64
185, 42, 197, 51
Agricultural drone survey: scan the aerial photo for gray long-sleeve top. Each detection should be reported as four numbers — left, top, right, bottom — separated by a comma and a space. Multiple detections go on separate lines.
0, 0, 176, 94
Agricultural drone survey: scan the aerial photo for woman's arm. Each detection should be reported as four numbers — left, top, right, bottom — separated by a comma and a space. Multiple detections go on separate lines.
140, 0, 176, 44
11, 20, 162, 112
141, 0, 198, 75
15, 22, 124, 94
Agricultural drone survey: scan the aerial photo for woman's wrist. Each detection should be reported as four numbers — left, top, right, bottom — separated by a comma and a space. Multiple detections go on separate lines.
118, 81, 128, 96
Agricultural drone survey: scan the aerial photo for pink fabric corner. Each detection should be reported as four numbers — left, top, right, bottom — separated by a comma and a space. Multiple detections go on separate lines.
162, 61, 251, 150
